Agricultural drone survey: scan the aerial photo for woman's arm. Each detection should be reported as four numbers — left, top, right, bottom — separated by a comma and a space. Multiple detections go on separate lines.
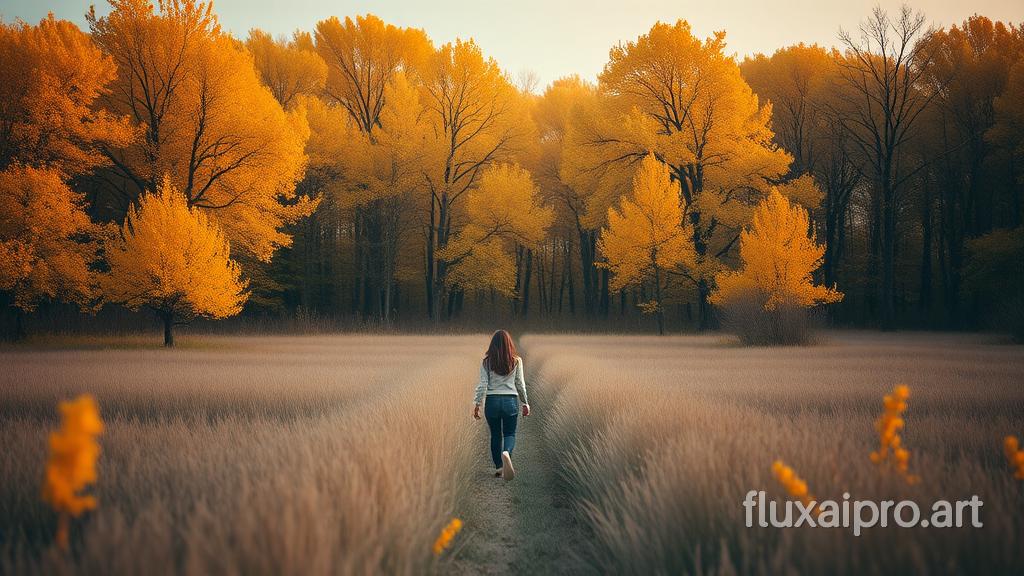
473, 361, 488, 406
514, 357, 529, 406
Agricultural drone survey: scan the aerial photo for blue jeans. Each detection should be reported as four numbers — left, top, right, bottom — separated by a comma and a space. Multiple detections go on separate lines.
484, 395, 519, 469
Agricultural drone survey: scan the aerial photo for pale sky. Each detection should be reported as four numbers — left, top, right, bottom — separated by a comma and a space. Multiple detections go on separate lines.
2, 0, 1022, 89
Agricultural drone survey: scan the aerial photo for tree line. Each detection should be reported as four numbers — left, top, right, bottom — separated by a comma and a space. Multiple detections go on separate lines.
1, 0, 1022, 339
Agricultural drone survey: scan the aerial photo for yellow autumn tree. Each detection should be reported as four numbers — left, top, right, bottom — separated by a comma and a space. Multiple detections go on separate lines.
599, 155, 695, 334
87, 0, 314, 262
534, 76, 610, 317
711, 188, 841, 343
566, 21, 793, 328
442, 163, 554, 297
307, 71, 432, 321
420, 39, 534, 318
103, 178, 248, 347
990, 59, 1024, 184
0, 14, 134, 175
311, 14, 432, 320
0, 167, 105, 337
315, 14, 430, 134
0, 15, 133, 337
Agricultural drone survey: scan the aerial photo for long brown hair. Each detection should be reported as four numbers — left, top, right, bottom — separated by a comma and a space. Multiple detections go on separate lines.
484, 330, 518, 376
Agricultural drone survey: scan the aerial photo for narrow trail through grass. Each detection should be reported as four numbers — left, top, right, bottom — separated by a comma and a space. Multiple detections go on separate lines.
446, 368, 591, 576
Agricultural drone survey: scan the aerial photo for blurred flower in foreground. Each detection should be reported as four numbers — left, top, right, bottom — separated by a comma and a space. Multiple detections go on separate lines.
1005, 436, 1024, 479
42, 394, 103, 550
432, 517, 463, 556
869, 384, 920, 485
772, 460, 816, 513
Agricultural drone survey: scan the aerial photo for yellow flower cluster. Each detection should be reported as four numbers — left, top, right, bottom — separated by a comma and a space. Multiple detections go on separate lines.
771, 460, 815, 510
1004, 436, 1024, 479
41, 394, 104, 549
869, 384, 920, 484
432, 517, 463, 556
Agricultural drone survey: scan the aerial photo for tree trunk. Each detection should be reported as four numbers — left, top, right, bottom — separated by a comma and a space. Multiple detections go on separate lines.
565, 239, 575, 316
162, 311, 174, 348
352, 206, 364, 316
383, 274, 393, 325
521, 249, 533, 318
654, 263, 665, 335
868, 183, 883, 325
577, 227, 596, 316
425, 195, 436, 320
14, 307, 26, 341
881, 178, 897, 331
919, 182, 933, 321
697, 278, 713, 331
599, 268, 610, 317
689, 207, 713, 330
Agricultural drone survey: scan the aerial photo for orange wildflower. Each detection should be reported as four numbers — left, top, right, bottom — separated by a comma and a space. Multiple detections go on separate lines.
772, 460, 816, 512
870, 384, 920, 484
432, 517, 463, 556
1005, 436, 1024, 480
41, 394, 103, 550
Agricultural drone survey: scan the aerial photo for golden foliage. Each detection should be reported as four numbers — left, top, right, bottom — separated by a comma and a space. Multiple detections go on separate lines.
0, 166, 103, 311
598, 154, 694, 294
307, 15, 434, 308
315, 14, 431, 134
921, 16, 1023, 160
420, 38, 532, 198
102, 177, 248, 321
776, 174, 825, 212
869, 385, 920, 485
740, 44, 838, 171
990, 58, 1024, 162
964, 228, 1024, 304
417, 39, 536, 305
566, 20, 792, 280
442, 163, 553, 295
560, 93, 643, 231
315, 72, 431, 208
710, 188, 842, 310
445, 238, 519, 296
42, 394, 104, 550
0, 15, 134, 176
533, 77, 598, 220
1004, 436, 1024, 480
246, 29, 327, 109
88, 0, 314, 262
432, 517, 463, 556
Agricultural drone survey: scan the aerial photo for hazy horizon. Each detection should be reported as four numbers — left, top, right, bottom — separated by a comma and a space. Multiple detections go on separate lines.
1, 0, 1022, 89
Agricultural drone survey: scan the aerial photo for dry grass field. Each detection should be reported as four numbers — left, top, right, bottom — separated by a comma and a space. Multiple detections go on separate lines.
525, 332, 1024, 574
1, 332, 1023, 575
0, 335, 483, 574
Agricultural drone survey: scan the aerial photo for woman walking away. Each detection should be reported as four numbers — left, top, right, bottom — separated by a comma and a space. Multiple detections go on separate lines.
473, 330, 530, 481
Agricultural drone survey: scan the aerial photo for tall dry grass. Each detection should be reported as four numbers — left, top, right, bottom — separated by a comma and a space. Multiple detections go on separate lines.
525, 332, 1024, 575
0, 335, 484, 575
716, 296, 823, 345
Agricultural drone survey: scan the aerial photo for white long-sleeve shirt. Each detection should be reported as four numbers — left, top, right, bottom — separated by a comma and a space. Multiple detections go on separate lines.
474, 356, 529, 405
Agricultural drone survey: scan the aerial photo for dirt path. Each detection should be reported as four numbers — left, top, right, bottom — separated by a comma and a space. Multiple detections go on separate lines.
445, 370, 591, 575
